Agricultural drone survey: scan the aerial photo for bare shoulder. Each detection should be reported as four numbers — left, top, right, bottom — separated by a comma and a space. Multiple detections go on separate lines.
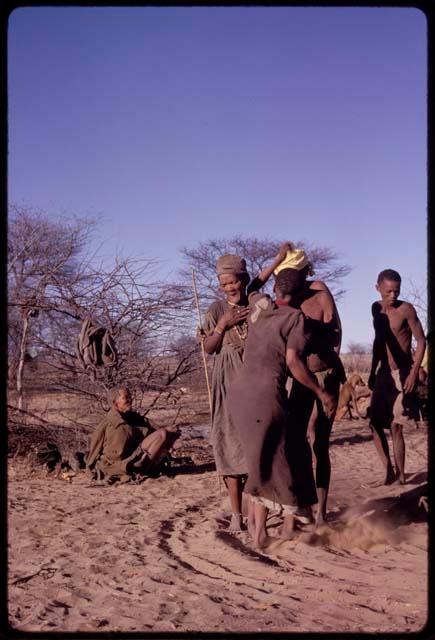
399, 300, 418, 318
308, 279, 329, 292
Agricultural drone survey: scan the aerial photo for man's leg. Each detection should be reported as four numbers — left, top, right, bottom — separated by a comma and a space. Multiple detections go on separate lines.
391, 422, 405, 484
133, 429, 170, 469
312, 405, 334, 525
223, 475, 244, 532
246, 494, 255, 538
281, 514, 296, 540
369, 422, 395, 484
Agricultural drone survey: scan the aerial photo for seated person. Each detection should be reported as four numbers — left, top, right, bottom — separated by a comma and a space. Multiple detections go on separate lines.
86, 386, 179, 481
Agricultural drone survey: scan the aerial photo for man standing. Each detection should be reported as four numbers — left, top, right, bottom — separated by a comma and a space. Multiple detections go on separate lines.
368, 269, 426, 484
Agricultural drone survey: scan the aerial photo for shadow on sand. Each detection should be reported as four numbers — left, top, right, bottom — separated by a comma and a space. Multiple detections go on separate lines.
364, 482, 428, 528
330, 433, 373, 447
167, 460, 216, 476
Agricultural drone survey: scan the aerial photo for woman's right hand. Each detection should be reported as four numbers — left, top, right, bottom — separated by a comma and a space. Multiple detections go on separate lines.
218, 307, 250, 331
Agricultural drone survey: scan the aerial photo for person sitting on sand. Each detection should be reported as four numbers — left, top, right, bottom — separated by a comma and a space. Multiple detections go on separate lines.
227, 267, 336, 549
86, 386, 179, 482
200, 243, 295, 532
368, 269, 426, 485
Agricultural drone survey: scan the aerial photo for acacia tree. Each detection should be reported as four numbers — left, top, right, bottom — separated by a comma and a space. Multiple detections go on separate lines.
8, 206, 93, 408
179, 235, 351, 312
8, 207, 198, 423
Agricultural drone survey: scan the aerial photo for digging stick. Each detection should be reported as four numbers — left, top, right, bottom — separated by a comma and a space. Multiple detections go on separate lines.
191, 268, 213, 416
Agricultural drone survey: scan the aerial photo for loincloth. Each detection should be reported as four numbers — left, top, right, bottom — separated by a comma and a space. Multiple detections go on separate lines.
248, 493, 300, 515
369, 368, 419, 428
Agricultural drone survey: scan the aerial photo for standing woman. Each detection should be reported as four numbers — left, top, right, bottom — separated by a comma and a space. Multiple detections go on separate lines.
202, 248, 292, 531
227, 268, 336, 548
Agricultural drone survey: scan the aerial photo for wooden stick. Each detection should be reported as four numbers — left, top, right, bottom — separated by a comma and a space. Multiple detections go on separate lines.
191, 268, 212, 416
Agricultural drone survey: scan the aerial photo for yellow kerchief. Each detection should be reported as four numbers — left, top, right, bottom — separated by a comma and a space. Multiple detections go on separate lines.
274, 248, 310, 275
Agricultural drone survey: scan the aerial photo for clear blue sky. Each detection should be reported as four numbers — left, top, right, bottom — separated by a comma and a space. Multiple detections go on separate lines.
8, 7, 427, 348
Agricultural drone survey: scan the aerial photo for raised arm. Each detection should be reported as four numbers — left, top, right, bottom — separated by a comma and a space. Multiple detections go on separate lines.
247, 242, 295, 294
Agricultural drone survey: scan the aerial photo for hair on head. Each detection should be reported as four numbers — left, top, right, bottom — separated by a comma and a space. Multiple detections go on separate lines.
107, 385, 130, 405
274, 268, 303, 296
377, 269, 401, 284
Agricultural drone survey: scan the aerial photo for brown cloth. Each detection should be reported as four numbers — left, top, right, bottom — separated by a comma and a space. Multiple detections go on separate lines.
227, 292, 317, 509
76, 318, 117, 378
216, 254, 248, 277
86, 407, 154, 478
203, 299, 248, 476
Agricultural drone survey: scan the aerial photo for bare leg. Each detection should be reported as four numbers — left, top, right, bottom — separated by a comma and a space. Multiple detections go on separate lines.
281, 514, 296, 540
370, 422, 395, 484
253, 502, 268, 549
391, 423, 405, 484
246, 495, 255, 538
224, 475, 244, 531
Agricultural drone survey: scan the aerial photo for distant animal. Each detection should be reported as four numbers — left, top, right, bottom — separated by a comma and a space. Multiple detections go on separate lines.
336, 374, 370, 420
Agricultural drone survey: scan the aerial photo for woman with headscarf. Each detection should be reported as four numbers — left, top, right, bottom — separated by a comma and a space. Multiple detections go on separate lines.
227, 267, 336, 549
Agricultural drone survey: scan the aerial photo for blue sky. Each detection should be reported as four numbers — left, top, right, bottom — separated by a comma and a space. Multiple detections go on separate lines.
8, 7, 427, 348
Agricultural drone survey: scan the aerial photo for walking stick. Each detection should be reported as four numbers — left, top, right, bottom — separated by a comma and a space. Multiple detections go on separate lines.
191, 268, 213, 415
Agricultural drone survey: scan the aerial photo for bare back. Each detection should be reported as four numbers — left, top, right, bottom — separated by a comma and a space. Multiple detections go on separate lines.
300, 282, 342, 373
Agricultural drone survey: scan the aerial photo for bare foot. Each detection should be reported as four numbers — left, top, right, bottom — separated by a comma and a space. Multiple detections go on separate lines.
281, 515, 297, 540
254, 527, 268, 549
228, 513, 244, 532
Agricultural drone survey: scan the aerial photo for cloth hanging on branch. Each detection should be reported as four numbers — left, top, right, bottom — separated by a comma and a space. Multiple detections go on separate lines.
76, 318, 117, 377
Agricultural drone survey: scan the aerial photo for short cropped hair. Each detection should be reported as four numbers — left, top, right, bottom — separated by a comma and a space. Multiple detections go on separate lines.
275, 268, 303, 295
377, 269, 401, 284
107, 385, 130, 405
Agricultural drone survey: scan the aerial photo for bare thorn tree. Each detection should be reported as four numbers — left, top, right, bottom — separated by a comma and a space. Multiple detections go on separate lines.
179, 235, 351, 311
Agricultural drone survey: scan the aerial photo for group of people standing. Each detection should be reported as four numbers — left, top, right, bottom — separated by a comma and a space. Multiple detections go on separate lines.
201, 243, 426, 549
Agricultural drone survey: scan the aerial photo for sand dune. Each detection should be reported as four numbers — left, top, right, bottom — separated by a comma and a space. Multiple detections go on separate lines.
8, 417, 428, 633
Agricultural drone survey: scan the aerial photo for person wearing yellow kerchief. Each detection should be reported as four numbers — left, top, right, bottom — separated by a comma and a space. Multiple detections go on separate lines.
282, 247, 345, 526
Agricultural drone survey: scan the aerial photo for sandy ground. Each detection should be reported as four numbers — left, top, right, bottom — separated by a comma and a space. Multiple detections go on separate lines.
8, 416, 428, 634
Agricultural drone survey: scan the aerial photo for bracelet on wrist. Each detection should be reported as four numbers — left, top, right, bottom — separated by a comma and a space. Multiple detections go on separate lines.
214, 327, 224, 335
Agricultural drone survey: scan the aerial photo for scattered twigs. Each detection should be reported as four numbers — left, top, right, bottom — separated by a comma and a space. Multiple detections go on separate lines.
10, 564, 57, 586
